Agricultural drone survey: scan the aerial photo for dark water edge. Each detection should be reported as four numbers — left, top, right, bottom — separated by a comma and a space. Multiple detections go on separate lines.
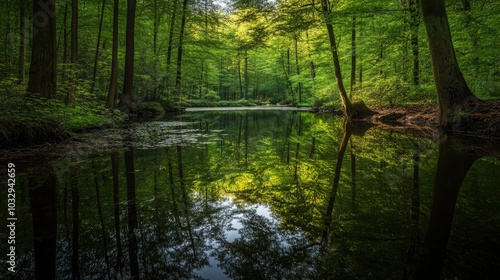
0, 110, 499, 279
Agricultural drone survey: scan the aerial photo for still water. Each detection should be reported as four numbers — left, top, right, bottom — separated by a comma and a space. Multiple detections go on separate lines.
1, 110, 499, 279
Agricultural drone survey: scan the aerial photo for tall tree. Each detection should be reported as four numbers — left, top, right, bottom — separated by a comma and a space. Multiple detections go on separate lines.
319, 0, 352, 117
17, 0, 26, 83
106, 0, 119, 108
175, 0, 190, 101
66, 0, 78, 106
409, 0, 420, 85
120, 0, 137, 112
27, 0, 57, 98
91, 0, 107, 94
420, 0, 480, 128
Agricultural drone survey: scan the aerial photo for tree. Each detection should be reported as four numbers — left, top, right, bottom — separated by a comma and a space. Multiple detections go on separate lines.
120, 0, 137, 112
419, 0, 480, 128
106, 0, 119, 108
27, 0, 57, 98
65, 0, 78, 106
175, 0, 190, 102
17, 0, 26, 83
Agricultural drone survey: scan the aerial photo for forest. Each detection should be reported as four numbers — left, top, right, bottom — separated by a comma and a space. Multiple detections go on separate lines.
0, 0, 499, 146
1, 1, 500, 279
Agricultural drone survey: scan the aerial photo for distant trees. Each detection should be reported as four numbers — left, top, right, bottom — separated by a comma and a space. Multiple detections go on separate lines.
0, 0, 496, 117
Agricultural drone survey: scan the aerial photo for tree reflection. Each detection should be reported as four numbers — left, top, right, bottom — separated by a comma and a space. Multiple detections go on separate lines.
29, 171, 57, 280
416, 133, 499, 279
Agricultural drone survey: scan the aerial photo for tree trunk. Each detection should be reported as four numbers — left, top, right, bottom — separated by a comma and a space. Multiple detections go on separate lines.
62, 0, 69, 79
320, 0, 352, 117
152, 0, 159, 100
166, 0, 178, 71
106, 0, 119, 108
238, 56, 243, 99
350, 16, 356, 98
244, 50, 249, 100
91, 0, 107, 94
294, 36, 302, 103
420, 0, 480, 128
17, 0, 26, 83
120, 0, 137, 112
27, 0, 57, 98
175, 0, 189, 102
409, 0, 420, 85
66, 0, 78, 106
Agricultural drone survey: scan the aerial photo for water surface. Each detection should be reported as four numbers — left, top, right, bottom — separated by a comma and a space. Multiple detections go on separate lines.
1, 110, 499, 279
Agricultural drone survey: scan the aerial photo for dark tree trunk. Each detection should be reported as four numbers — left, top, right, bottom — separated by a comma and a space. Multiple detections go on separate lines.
66, 0, 78, 106
244, 50, 249, 100
62, 0, 69, 78
91, 0, 106, 94
350, 16, 356, 98
420, 0, 480, 128
320, 0, 352, 117
120, 0, 137, 112
106, 0, 119, 108
28, 0, 57, 98
166, 0, 178, 71
409, 0, 420, 85
238, 56, 243, 99
18, 0, 26, 83
175, 0, 189, 102
294, 36, 302, 103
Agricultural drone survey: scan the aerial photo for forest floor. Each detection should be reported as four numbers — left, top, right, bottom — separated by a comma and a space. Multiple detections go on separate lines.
361, 99, 500, 139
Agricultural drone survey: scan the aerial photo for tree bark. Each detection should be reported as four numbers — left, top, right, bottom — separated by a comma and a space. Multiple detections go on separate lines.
17, 0, 26, 83
350, 16, 356, 98
244, 50, 249, 100
106, 0, 119, 108
27, 0, 57, 98
66, 0, 78, 106
175, 0, 189, 102
420, 0, 480, 128
166, 0, 178, 71
91, 0, 107, 94
320, 0, 352, 117
120, 0, 137, 112
409, 0, 420, 85
294, 36, 302, 103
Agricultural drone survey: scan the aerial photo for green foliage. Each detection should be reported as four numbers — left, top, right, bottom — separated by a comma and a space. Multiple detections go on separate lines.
362, 76, 411, 107
0, 78, 125, 146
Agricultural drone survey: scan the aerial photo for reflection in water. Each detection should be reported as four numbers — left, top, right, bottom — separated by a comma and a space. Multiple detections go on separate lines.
2, 110, 499, 279
416, 133, 488, 279
125, 144, 140, 279
29, 172, 57, 280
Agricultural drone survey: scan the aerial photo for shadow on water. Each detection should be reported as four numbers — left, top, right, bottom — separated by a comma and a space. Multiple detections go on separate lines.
2, 110, 500, 279
416, 132, 500, 280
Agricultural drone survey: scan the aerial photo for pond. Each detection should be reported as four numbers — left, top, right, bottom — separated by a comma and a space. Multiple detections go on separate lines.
1, 110, 499, 279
